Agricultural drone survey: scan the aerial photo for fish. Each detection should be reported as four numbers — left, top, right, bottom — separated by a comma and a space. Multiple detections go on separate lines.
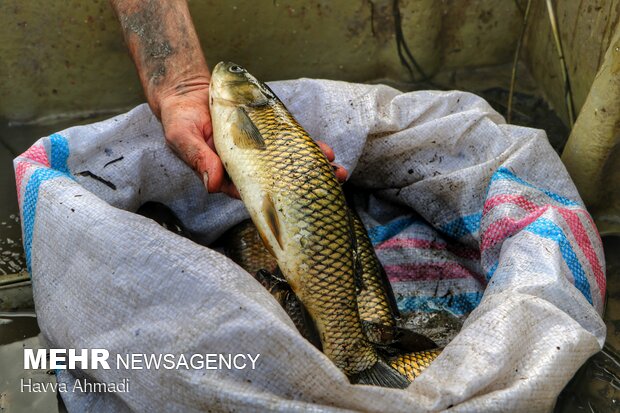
220, 216, 400, 345
389, 349, 442, 382
346, 195, 437, 351
210, 61, 408, 388
219, 221, 320, 346
348, 205, 400, 344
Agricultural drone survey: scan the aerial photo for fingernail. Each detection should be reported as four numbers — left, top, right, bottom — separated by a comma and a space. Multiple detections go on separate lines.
203, 171, 209, 193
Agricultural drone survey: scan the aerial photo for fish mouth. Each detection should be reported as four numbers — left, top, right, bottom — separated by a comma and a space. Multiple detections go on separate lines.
211, 61, 230, 77
209, 62, 229, 100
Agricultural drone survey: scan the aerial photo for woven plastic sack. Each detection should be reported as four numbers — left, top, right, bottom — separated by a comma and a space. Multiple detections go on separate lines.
14, 79, 606, 412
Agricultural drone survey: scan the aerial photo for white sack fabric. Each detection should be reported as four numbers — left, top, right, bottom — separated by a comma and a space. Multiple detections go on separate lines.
14, 79, 606, 412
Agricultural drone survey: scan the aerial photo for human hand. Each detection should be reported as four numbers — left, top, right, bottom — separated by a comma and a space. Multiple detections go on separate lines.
157, 79, 240, 197
110, 1, 345, 197
158, 81, 348, 198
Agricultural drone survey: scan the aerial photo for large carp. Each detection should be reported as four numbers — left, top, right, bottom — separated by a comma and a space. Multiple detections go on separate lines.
209, 61, 407, 388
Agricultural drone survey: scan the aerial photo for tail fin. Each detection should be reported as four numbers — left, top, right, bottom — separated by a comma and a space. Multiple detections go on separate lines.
351, 359, 410, 389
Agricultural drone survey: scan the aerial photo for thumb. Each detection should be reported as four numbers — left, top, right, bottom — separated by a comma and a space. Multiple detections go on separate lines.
199, 145, 226, 193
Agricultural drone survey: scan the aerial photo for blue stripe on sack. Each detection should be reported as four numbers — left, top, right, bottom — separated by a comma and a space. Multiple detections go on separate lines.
486, 262, 498, 280
49, 133, 70, 173
524, 218, 593, 304
491, 167, 579, 207
440, 212, 482, 239
367, 216, 420, 245
398, 292, 483, 316
23, 133, 72, 273
23, 169, 70, 272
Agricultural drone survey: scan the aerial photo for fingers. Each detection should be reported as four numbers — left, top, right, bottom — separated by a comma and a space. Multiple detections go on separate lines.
316, 141, 335, 162
316, 140, 348, 182
159, 91, 242, 197
332, 163, 348, 183
165, 127, 226, 193
201, 146, 228, 193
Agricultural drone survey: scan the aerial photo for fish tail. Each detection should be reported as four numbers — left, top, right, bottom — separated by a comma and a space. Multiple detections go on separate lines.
351, 359, 410, 389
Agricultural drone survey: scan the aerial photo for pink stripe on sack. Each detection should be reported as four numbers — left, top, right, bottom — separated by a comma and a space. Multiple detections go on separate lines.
15, 144, 50, 204
386, 262, 486, 284
377, 238, 480, 260
483, 194, 538, 215
557, 209, 606, 297
480, 206, 548, 251
15, 161, 33, 204
483, 194, 605, 298
21, 144, 49, 166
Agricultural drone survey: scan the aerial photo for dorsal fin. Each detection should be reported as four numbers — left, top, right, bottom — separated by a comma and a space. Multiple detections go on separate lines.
232, 107, 265, 149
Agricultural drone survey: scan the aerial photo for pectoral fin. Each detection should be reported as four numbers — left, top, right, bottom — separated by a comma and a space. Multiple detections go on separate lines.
232, 107, 265, 149
263, 194, 284, 250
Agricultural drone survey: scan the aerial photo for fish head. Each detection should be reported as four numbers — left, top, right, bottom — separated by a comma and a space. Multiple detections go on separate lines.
210, 62, 274, 107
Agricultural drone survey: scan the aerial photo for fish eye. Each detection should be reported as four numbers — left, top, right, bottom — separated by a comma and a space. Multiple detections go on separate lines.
229, 65, 245, 73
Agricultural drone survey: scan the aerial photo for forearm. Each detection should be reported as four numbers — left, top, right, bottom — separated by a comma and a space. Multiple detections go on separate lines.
109, 0, 210, 117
